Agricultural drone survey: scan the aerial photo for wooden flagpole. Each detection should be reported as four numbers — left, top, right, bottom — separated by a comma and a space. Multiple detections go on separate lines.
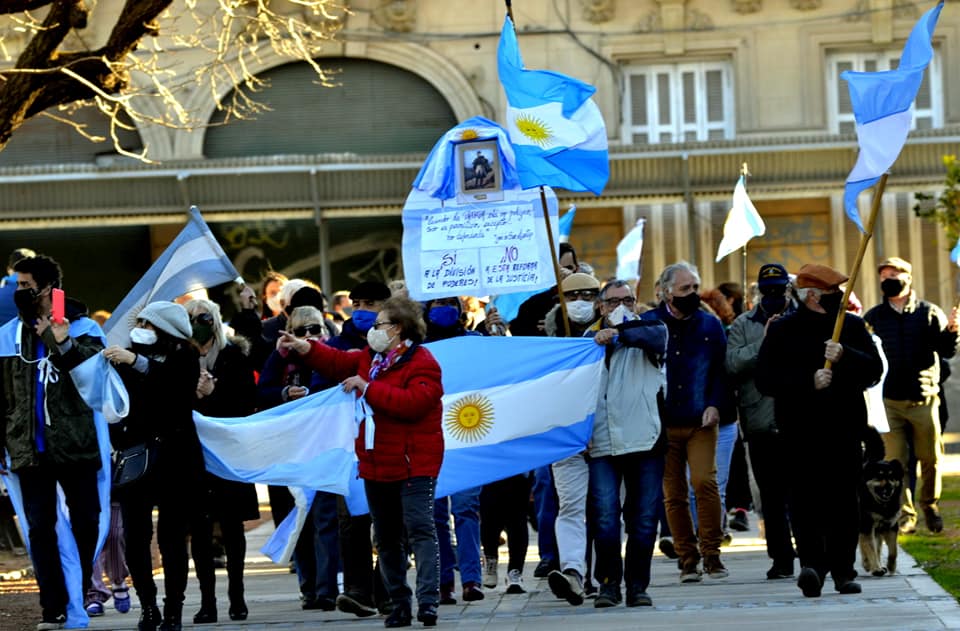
505, 0, 572, 337
740, 162, 750, 294
825, 172, 888, 370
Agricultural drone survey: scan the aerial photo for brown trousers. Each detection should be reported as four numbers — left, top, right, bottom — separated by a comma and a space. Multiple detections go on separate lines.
662, 425, 723, 562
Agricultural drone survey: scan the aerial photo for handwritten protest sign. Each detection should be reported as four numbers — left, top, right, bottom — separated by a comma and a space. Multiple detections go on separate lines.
402, 187, 559, 300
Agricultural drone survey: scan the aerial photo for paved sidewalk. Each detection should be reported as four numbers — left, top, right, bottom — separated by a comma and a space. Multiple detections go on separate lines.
87, 514, 960, 631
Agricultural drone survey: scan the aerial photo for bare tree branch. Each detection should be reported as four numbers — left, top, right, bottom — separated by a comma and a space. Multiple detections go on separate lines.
0, 1, 55, 15
0, 0, 347, 156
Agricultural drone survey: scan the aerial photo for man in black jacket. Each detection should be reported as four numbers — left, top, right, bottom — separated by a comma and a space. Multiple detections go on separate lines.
758, 263, 882, 598
864, 257, 959, 535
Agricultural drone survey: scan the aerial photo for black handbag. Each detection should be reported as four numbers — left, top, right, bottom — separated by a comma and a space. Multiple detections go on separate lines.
111, 442, 157, 489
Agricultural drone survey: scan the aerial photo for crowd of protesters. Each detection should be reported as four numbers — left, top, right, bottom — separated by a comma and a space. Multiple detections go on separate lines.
0, 243, 957, 630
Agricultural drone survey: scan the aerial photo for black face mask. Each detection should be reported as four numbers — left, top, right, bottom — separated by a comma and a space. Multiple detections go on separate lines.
881, 277, 907, 298
818, 292, 843, 314
671, 292, 701, 316
13, 288, 38, 321
760, 294, 787, 315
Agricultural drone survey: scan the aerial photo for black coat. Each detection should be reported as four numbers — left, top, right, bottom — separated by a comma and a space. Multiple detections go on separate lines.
756, 304, 882, 468
194, 341, 260, 522
111, 341, 204, 486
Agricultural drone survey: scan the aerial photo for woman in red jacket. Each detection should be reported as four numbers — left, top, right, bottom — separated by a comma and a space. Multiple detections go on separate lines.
278, 295, 444, 629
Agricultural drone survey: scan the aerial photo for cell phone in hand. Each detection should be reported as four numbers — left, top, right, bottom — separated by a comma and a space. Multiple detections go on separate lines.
51, 288, 65, 324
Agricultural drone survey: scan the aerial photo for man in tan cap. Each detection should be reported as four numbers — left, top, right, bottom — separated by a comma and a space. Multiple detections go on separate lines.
864, 257, 959, 534
756, 263, 882, 598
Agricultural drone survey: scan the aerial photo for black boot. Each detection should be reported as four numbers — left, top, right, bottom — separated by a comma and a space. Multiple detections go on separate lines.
383, 601, 412, 628
137, 603, 162, 631
193, 601, 217, 624
159, 600, 182, 631
228, 597, 248, 621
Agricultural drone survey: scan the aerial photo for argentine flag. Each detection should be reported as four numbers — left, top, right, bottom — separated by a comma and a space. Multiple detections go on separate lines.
193, 387, 359, 563
716, 176, 765, 262
842, 1, 943, 231
497, 15, 609, 195
951, 235, 960, 267
104, 206, 239, 347
0, 319, 114, 629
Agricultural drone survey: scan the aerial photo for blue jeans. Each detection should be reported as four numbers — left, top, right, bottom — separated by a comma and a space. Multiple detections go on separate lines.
366, 477, 439, 607
295, 491, 340, 600
532, 466, 558, 563
588, 452, 664, 592
689, 421, 737, 529
434, 486, 482, 587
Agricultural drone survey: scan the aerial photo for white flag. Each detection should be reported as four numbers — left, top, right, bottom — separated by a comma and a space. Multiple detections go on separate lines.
716, 176, 765, 262
616, 219, 646, 281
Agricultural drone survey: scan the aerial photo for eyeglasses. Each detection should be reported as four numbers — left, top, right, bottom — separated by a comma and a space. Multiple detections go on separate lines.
373, 320, 395, 329
603, 296, 636, 308
564, 290, 598, 301
292, 324, 324, 337
191, 312, 215, 326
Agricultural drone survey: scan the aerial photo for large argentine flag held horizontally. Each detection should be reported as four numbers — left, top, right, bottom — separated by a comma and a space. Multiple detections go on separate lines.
187, 337, 603, 558
344, 336, 605, 515
0, 319, 115, 629
497, 15, 609, 195
842, 1, 943, 231
103, 206, 239, 347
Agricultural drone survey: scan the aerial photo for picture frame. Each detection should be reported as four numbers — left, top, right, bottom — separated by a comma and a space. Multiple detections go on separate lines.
456, 139, 503, 203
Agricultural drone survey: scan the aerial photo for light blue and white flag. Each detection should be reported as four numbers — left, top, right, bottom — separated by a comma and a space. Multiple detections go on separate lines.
716, 176, 765, 262
103, 206, 239, 347
344, 336, 605, 515
492, 205, 576, 323
951, 235, 960, 267
616, 218, 647, 281
497, 15, 609, 195
192, 337, 602, 560
192, 386, 358, 563
842, 2, 943, 231
0, 319, 113, 629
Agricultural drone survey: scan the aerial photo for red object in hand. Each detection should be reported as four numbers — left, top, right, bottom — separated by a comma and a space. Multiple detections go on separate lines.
51, 288, 65, 324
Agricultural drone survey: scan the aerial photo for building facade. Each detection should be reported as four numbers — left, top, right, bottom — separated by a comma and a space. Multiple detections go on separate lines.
0, 0, 957, 311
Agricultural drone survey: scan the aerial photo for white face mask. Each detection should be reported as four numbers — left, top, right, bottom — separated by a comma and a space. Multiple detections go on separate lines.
266, 294, 283, 315
130, 327, 158, 346
607, 304, 638, 326
566, 300, 596, 324
367, 327, 396, 353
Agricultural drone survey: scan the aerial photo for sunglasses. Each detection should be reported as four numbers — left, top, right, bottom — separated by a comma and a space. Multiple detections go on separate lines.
191, 312, 215, 326
564, 289, 598, 301
292, 323, 324, 337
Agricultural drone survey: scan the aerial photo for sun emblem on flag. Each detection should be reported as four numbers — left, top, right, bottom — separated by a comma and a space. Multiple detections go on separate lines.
444, 394, 494, 443
514, 113, 553, 146
460, 129, 479, 140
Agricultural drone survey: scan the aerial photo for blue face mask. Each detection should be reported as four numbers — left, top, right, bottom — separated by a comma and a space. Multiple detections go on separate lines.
428, 305, 460, 328
350, 309, 377, 333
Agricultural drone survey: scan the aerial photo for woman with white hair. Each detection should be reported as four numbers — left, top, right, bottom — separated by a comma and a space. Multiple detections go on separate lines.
183, 298, 259, 624
101, 301, 204, 631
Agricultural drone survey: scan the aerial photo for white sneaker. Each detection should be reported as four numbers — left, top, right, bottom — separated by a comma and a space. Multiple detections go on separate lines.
505, 569, 526, 594
483, 557, 498, 588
